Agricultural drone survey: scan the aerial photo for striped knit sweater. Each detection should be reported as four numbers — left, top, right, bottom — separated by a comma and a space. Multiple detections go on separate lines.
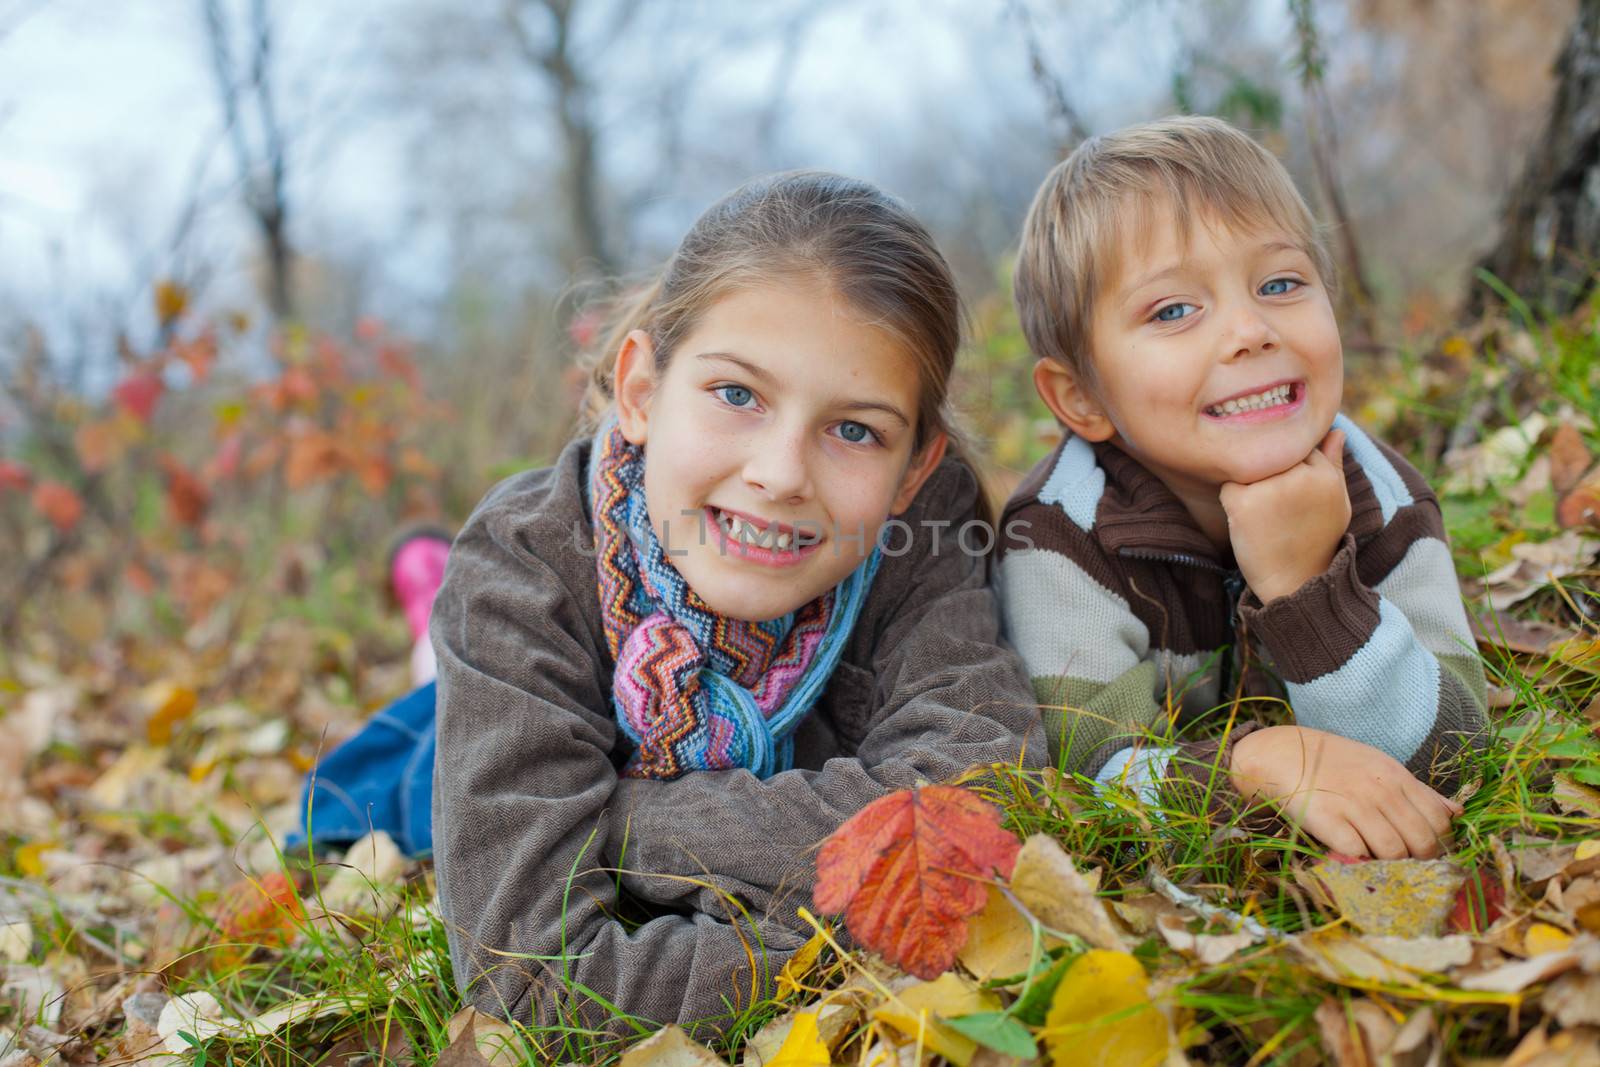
996, 414, 1487, 799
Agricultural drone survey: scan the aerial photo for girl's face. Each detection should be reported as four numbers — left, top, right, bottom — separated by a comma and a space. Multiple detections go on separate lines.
613, 279, 948, 622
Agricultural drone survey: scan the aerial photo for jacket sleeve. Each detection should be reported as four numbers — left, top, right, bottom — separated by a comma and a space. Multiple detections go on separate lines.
430, 506, 808, 1039
601, 461, 1047, 911
1238, 494, 1488, 793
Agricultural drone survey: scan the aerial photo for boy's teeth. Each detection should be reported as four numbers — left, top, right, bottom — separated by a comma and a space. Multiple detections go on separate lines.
1210, 384, 1292, 416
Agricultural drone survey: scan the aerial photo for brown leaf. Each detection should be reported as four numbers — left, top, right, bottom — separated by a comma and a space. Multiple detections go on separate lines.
615, 1025, 727, 1067
160, 455, 210, 528
813, 786, 1021, 980
1551, 425, 1593, 494
1543, 971, 1600, 1028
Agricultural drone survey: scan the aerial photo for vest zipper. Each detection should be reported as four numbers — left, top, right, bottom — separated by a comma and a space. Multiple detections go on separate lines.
1117, 547, 1248, 698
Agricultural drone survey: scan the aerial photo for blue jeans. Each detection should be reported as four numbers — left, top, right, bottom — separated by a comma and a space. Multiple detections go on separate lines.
287, 681, 437, 858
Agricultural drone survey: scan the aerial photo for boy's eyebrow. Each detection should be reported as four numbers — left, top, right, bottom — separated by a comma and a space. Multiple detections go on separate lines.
1122, 240, 1311, 299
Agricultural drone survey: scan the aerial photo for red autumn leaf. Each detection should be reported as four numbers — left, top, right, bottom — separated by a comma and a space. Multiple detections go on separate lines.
1448, 864, 1506, 934
1549, 424, 1592, 496
113, 370, 164, 423
814, 785, 1021, 980
210, 870, 305, 969
31, 481, 84, 532
172, 330, 217, 383
0, 459, 31, 491
159, 454, 210, 527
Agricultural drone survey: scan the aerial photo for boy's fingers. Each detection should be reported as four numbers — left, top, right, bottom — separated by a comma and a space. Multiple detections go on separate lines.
1311, 428, 1345, 467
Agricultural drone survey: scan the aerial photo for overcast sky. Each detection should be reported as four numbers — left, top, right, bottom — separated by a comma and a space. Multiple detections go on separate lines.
0, 0, 1289, 353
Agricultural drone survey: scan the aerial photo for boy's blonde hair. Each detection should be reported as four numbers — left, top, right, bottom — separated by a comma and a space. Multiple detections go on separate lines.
1014, 115, 1335, 388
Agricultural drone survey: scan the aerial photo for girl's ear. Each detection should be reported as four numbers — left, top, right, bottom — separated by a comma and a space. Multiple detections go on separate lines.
1033, 358, 1114, 442
613, 330, 657, 445
889, 430, 949, 515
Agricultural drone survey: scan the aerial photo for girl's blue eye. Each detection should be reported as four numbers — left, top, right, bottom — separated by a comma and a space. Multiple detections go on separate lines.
716, 385, 754, 407
837, 421, 873, 444
1261, 277, 1300, 296
1154, 302, 1196, 322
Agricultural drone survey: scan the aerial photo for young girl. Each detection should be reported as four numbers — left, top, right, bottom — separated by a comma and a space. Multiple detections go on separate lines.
419, 172, 1043, 1037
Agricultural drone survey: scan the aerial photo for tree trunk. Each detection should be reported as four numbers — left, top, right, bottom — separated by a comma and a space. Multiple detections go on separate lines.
1470, 0, 1600, 319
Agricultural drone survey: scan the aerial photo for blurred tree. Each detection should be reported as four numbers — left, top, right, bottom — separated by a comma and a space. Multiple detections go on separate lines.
202, 0, 295, 320
1471, 0, 1600, 319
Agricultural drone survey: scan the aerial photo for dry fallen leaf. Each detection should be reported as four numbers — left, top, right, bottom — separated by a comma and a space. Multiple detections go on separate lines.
439, 1007, 524, 1066
1008, 834, 1129, 951
742, 1004, 857, 1067
1154, 913, 1259, 966
1360, 934, 1474, 973
814, 786, 1021, 980
317, 830, 406, 916
1543, 971, 1600, 1028
616, 1025, 728, 1067
1311, 858, 1465, 937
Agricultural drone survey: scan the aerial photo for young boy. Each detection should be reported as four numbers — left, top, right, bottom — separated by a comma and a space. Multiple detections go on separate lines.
999, 116, 1487, 859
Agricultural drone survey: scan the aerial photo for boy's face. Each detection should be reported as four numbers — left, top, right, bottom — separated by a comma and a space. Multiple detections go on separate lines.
1043, 205, 1343, 502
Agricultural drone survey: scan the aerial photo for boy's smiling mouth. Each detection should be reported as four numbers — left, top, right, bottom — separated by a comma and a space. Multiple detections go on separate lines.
1203, 379, 1304, 420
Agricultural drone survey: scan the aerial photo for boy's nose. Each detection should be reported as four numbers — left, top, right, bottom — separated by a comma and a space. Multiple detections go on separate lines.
741, 425, 813, 503
1224, 305, 1280, 359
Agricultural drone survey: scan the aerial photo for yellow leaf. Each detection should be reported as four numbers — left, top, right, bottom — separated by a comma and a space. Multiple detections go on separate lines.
776, 930, 828, 1000
144, 682, 198, 744
154, 280, 189, 325
872, 972, 1000, 1067
1043, 949, 1170, 1067
958, 884, 1057, 983
1575, 840, 1600, 862
1524, 922, 1574, 957
15, 841, 56, 878
766, 1012, 830, 1067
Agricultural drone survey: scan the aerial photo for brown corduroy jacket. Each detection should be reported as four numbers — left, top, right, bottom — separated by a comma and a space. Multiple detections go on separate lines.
430, 436, 1045, 1037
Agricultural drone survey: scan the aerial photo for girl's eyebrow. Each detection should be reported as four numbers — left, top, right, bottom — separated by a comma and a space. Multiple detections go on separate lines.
696, 351, 910, 428
836, 399, 910, 428
695, 351, 775, 384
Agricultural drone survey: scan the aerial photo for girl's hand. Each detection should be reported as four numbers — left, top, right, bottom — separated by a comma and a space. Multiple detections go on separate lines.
1229, 725, 1462, 859
1220, 428, 1351, 602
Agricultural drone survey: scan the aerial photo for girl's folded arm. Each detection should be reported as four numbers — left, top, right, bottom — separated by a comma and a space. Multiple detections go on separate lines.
431, 521, 807, 1034
603, 466, 1048, 901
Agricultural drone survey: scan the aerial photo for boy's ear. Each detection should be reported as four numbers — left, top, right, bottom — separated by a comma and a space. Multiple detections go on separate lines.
1033, 358, 1114, 442
889, 431, 948, 515
613, 330, 657, 445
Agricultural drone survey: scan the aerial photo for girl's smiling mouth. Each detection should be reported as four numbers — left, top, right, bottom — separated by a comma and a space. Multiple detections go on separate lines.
705, 506, 825, 565
1202, 379, 1305, 422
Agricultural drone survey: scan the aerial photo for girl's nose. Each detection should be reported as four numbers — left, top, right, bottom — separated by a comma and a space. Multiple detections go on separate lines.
741, 425, 813, 503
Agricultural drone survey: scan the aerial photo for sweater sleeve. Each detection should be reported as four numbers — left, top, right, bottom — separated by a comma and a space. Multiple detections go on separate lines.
600, 461, 1047, 910
1238, 482, 1487, 793
996, 497, 1169, 778
430, 507, 807, 1039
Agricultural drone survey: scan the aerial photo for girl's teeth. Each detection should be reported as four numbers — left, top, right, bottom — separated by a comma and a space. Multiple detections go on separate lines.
718, 511, 795, 551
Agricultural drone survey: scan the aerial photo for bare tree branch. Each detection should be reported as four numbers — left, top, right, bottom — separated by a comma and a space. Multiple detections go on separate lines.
1004, 0, 1090, 149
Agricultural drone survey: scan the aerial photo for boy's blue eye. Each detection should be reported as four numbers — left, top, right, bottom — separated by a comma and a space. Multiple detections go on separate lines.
1261, 277, 1300, 296
716, 385, 754, 407
837, 421, 873, 444
1154, 302, 1196, 322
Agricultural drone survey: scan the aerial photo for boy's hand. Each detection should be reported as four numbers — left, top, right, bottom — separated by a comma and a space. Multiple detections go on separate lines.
1229, 725, 1461, 859
1220, 428, 1351, 602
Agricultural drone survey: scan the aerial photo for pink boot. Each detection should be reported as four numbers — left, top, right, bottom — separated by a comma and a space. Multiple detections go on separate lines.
390, 528, 451, 685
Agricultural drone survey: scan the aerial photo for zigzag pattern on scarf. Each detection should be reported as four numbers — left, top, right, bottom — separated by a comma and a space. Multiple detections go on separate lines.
587, 422, 880, 780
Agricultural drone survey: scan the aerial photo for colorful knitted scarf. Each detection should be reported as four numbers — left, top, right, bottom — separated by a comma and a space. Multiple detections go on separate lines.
588, 421, 881, 780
